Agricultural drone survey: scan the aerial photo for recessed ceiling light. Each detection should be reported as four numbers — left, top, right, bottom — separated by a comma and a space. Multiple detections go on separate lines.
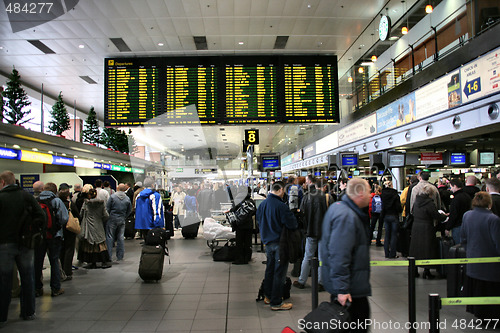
78, 44, 85, 49
389, 36, 399, 41
32, 148, 38, 152
360, 44, 365, 47
13, 144, 20, 149
0, 46, 4, 50
158, 42, 164, 46
238, 41, 244, 45
62, 153, 67, 156
307, 4, 311, 8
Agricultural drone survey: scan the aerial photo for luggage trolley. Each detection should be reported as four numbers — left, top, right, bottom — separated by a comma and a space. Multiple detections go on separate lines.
205, 203, 235, 251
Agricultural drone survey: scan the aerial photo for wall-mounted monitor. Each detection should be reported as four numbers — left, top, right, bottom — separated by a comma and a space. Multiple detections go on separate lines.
274, 171, 282, 178
260, 172, 268, 178
388, 152, 406, 168
448, 152, 467, 166
300, 170, 308, 177
314, 171, 321, 177
353, 170, 360, 176
479, 151, 495, 166
260, 154, 281, 171
340, 152, 358, 167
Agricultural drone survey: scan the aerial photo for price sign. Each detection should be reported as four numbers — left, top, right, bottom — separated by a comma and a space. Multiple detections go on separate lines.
245, 129, 259, 145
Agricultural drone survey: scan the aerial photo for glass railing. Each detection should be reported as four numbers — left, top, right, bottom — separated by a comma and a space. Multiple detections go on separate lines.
344, 0, 499, 112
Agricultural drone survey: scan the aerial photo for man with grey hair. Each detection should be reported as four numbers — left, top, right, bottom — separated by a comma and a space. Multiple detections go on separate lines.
320, 178, 372, 331
71, 184, 82, 205
464, 175, 480, 199
135, 178, 164, 238
410, 171, 441, 214
106, 183, 132, 262
485, 177, 500, 217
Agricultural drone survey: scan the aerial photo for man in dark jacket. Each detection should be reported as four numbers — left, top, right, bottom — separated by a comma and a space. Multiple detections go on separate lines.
381, 181, 402, 259
463, 175, 480, 199
106, 183, 132, 262
293, 179, 328, 290
446, 179, 472, 244
0, 171, 45, 325
320, 178, 372, 331
485, 177, 500, 217
256, 181, 297, 311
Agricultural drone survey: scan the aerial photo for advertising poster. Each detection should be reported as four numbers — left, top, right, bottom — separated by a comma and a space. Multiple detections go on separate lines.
338, 113, 377, 146
481, 49, 500, 97
447, 70, 462, 108
415, 75, 449, 119
376, 92, 415, 133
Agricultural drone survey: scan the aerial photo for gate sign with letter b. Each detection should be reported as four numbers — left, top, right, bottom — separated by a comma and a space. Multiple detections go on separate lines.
245, 129, 259, 145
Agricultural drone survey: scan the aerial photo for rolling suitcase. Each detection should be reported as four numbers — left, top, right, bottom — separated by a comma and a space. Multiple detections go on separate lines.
447, 244, 467, 297
438, 236, 455, 278
124, 215, 135, 239
139, 245, 164, 281
164, 210, 174, 239
181, 222, 200, 238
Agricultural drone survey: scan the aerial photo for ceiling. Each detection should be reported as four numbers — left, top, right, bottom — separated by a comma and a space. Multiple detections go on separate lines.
0, 0, 422, 159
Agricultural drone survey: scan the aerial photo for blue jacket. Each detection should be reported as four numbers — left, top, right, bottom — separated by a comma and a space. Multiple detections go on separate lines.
39, 190, 69, 239
319, 195, 371, 298
106, 191, 132, 225
135, 189, 164, 230
461, 207, 500, 282
256, 193, 297, 245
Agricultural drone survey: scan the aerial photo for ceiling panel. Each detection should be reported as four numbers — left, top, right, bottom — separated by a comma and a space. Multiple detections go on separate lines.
216, 0, 234, 17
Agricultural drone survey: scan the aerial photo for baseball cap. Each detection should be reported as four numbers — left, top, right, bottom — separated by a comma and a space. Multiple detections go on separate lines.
59, 183, 72, 190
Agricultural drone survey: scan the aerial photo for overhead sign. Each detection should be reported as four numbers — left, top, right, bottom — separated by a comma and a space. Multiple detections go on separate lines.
303, 143, 316, 159
20, 150, 53, 164
244, 129, 259, 145
421, 152, 443, 164
0, 147, 20, 160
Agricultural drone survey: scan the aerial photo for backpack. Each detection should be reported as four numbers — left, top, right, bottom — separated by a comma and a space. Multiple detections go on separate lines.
288, 186, 299, 210
372, 195, 382, 214
19, 194, 44, 249
184, 195, 197, 213
37, 197, 61, 239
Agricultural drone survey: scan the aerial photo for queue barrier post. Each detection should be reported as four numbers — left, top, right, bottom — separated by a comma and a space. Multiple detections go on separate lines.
428, 294, 441, 333
311, 257, 319, 310
408, 257, 416, 333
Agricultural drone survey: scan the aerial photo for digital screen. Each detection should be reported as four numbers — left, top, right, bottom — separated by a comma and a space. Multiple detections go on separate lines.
388, 153, 406, 168
261, 172, 268, 178
314, 171, 321, 176
283, 59, 337, 123
261, 155, 280, 170
479, 151, 495, 165
165, 61, 218, 124
341, 153, 358, 167
378, 170, 384, 175
105, 56, 339, 126
274, 171, 282, 178
300, 171, 308, 177
353, 170, 360, 176
225, 58, 277, 124
450, 152, 466, 165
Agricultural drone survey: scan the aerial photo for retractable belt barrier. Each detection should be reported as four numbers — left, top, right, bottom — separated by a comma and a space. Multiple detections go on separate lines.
365, 256, 500, 333
428, 294, 500, 333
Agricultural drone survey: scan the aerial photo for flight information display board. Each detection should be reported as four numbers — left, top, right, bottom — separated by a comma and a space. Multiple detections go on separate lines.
104, 56, 338, 126
225, 58, 278, 124
284, 59, 336, 123
165, 61, 218, 124
105, 59, 160, 126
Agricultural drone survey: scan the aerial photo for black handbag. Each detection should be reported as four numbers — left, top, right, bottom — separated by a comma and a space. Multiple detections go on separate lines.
401, 214, 414, 230
302, 301, 351, 333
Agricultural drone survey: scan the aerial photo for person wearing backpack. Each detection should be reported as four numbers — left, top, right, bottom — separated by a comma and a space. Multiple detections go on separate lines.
369, 185, 384, 247
380, 181, 402, 259
34, 182, 69, 298
0, 171, 45, 325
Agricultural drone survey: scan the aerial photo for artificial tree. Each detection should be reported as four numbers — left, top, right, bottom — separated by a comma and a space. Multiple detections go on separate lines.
81, 106, 101, 145
48, 92, 70, 136
3, 67, 32, 125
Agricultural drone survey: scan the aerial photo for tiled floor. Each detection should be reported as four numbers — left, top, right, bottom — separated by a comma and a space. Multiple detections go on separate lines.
4, 230, 498, 332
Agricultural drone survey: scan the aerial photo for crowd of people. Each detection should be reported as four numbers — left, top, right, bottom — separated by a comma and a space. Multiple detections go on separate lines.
1, 169, 499, 327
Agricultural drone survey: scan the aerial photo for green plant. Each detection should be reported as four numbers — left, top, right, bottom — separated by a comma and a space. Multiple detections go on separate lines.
48, 92, 70, 135
3, 67, 32, 125
81, 106, 101, 144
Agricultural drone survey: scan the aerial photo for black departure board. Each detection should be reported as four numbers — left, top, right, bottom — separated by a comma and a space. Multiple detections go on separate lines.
104, 56, 338, 126
284, 62, 336, 122
105, 59, 160, 126
225, 60, 278, 124
165, 63, 217, 124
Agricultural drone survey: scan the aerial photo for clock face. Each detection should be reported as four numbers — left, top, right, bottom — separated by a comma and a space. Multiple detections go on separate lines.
379, 15, 391, 41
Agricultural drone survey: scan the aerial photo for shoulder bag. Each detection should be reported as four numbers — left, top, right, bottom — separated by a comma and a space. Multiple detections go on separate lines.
66, 208, 81, 234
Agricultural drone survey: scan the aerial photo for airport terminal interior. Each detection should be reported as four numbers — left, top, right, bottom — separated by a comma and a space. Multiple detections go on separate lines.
1, 0, 500, 332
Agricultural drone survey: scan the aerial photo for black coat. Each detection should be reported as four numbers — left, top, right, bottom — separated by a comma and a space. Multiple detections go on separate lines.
438, 186, 452, 212
463, 185, 479, 199
446, 189, 472, 230
409, 195, 447, 260
299, 186, 328, 239
380, 187, 402, 219
490, 193, 500, 218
